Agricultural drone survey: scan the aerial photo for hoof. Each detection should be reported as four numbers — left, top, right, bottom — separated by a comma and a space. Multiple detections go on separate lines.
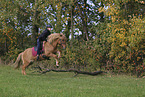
56, 65, 59, 68
22, 72, 26, 75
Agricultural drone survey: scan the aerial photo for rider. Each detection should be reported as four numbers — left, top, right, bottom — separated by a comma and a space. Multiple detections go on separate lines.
37, 24, 52, 60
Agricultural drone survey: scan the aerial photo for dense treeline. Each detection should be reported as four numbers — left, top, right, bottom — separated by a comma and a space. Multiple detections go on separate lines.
0, 0, 145, 77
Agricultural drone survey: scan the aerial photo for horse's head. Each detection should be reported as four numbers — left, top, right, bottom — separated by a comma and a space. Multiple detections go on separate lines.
58, 34, 67, 49
47, 33, 67, 49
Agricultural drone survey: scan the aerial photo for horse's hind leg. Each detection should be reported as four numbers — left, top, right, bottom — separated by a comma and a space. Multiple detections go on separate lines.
22, 62, 30, 75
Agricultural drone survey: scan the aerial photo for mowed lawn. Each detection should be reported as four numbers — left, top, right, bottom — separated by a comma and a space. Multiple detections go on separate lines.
0, 65, 145, 97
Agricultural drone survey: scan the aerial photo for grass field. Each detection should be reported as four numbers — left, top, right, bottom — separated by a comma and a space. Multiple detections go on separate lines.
0, 65, 145, 97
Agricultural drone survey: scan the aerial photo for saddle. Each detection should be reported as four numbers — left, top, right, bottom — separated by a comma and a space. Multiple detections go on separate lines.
32, 46, 44, 57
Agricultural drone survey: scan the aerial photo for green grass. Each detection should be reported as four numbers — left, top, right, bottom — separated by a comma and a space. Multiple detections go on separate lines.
0, 65, 145, 97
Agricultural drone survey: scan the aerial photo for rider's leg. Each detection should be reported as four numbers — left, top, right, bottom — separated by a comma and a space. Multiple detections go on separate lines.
37, 40, 50, 60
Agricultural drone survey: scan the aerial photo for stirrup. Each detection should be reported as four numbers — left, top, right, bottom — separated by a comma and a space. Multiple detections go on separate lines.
42, 55, 50, 60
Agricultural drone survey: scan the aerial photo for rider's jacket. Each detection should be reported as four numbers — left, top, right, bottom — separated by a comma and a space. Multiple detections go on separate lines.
38, 29, 51, 41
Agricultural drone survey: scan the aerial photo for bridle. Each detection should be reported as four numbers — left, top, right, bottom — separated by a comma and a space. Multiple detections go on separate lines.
59, 39, 66, 49
59, 39, 66, 45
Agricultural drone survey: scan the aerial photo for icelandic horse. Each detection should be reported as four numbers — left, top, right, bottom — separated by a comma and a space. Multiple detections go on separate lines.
14, 33, 67, 75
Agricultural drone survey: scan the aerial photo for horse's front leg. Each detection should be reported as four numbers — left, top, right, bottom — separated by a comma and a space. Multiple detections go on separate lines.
48, 53, 59, 67
57, 50, 62, 59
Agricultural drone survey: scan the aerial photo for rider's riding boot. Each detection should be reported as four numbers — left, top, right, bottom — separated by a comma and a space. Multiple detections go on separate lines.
42, 55, 50, 60
36, 55, 39, 61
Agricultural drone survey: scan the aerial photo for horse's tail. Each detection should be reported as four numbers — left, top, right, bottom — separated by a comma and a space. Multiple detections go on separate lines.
14, 52, 23, 69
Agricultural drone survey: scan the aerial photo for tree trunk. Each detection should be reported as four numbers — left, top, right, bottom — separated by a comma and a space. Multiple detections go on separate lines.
32, 0, 39, 46
71, 4, 74, 41
32, 24, 38, 46
100, 1, 105, 22
76, 2, 89, 41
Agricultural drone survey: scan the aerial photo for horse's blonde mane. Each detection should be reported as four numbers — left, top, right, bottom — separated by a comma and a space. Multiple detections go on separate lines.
47, 33, 66, 43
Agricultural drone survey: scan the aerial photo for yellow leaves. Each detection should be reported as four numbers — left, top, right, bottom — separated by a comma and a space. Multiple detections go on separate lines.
108, 38, 116, 42
97, 0, 144, 74
98, 7, 105, 13
123, 20, 128, 24
107, 23, 112, 28
101, 4, 118, 16
120, 42, 127, 47
137, 57, 141, 61
111, 16, 116, 22
115, 30, 126, 38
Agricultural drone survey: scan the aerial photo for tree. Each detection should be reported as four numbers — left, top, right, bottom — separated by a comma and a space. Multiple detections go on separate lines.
98, 0, 145, 76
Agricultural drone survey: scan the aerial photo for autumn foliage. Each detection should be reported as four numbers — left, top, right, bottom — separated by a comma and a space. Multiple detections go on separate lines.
0, 0, 145, 77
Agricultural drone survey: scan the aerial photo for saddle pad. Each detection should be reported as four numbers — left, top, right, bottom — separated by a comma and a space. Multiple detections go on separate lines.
32, 46, 44, 57
32, 47, 37, 56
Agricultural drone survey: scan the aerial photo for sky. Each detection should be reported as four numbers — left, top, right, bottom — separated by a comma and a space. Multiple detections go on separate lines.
87, 0, 95, 7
